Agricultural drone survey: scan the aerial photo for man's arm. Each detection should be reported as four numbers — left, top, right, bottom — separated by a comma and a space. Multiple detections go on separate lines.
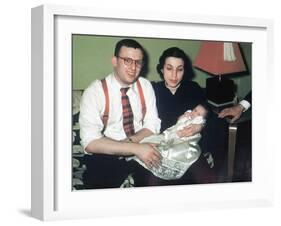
127, 128, 154, 143
218, 91, 251, 123
85, 136, 161, 168
218, 104, 244, 123
80, 78, 162, 168
244, 91, 252, 104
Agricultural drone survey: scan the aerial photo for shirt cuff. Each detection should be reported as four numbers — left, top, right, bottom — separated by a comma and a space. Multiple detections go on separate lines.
239, 100, 251, 112
142, 124, 160, 134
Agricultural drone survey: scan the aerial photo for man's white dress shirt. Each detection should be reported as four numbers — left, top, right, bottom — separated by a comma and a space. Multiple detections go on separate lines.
79, 73, 161, 149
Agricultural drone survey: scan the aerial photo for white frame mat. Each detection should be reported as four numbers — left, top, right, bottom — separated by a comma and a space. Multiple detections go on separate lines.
31, 4, 274, 221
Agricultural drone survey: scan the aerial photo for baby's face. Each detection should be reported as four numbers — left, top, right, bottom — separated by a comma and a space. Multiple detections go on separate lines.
191, 105, 207, 118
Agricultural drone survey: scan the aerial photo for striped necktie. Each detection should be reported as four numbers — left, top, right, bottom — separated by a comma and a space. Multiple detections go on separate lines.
120, 87, 135, 136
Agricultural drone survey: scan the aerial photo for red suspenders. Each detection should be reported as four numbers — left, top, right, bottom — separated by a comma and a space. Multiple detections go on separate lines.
101, 78, 110, 127
100, 78, 147, 129
136, 79, 147, 122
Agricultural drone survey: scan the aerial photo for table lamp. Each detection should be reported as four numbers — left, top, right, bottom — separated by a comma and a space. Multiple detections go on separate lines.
194, 41, 247, 106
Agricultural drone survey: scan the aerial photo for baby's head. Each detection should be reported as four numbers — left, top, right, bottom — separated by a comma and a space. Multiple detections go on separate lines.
190, 104, 208, 118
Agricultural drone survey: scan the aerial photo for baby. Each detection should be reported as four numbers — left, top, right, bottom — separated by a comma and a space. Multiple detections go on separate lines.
163, 104, 207, 142
129, 104, 208, 180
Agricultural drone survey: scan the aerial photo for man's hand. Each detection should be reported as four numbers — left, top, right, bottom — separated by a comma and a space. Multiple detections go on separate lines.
135, 143, 162, 169
218, 104, 244, 123
176, 124, 203, 138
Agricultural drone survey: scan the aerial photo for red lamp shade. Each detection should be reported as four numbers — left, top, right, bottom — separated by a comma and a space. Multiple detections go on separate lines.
194, 41, 247, 106
194, 41, 246, 76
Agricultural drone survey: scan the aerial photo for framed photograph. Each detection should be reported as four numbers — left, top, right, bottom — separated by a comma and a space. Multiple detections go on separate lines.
31, 4, 274, 221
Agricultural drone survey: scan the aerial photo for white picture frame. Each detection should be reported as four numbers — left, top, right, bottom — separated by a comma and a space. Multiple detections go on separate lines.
31, 4, 274, 221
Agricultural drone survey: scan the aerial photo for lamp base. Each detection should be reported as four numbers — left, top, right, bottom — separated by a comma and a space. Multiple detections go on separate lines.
206, 77, 235, 105
207, 98, 237, 108
207, 96, 237, 115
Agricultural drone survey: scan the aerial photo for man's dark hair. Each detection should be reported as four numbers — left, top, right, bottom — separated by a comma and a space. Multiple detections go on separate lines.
114, 39, 145, 57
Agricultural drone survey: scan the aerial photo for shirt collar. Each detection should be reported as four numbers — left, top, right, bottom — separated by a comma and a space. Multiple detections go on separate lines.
110, 73, 136, 93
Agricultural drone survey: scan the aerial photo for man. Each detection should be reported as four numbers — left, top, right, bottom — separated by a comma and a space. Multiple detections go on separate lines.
79, 39, 162, 188
218, 91, 251, 123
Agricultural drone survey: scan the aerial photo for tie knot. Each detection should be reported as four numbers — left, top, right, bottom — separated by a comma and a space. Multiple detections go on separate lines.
120, 87, 129, 95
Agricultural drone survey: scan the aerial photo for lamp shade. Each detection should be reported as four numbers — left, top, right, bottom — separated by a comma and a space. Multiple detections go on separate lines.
194, 41, 246, 76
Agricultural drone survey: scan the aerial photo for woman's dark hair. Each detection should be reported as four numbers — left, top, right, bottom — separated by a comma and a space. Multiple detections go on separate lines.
156, 47, 195, 81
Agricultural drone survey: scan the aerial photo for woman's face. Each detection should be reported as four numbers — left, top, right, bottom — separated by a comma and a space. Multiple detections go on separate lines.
162, 57, 184, 88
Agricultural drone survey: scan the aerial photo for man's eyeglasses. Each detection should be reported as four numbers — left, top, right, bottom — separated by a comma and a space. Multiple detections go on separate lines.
118, 56, 143, 68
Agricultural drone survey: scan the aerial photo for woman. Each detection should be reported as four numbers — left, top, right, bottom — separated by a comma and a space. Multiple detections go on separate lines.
150, 47, 216, 185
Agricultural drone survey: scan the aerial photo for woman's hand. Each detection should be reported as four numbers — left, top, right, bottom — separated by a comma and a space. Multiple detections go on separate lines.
134, 143, 162, 169
176, 124, 203, 138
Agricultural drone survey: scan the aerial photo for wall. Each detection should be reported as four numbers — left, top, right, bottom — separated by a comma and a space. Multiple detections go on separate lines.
73, 35, 251, 99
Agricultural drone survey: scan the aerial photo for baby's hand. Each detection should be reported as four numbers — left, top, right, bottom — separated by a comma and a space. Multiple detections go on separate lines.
183, 111, 192, 118
177, 115, 185, 121
178, 112, 191, 121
